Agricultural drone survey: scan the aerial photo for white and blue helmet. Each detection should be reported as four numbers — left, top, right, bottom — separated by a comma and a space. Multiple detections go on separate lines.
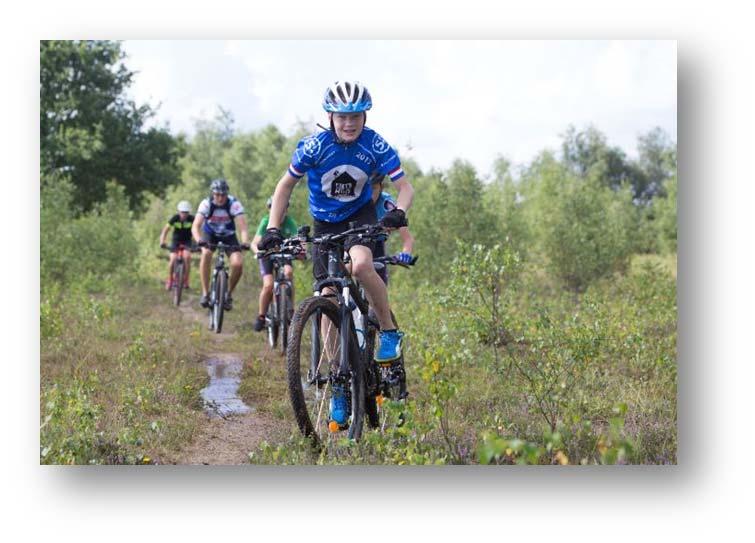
322, 81, 372, 113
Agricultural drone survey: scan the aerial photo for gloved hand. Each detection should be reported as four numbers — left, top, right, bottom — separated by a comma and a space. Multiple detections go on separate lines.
395, 252, 413, 264
160, 243, 168, 249
197, 240, 208, 248
240, 243, 251, 251
259, 227, 283, 251
379, 208, 407, 229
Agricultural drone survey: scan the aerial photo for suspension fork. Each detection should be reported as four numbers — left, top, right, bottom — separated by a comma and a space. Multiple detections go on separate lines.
338, 284, 355, 376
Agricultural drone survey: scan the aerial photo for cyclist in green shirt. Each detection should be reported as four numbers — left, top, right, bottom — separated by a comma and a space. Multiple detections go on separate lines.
251, 197, 300, 332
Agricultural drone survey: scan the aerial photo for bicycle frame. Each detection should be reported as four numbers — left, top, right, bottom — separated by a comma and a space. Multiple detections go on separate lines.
310, 237, 378, 382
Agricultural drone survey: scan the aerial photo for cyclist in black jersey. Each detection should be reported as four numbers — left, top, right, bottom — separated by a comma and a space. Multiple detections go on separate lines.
159, 200, 195, 290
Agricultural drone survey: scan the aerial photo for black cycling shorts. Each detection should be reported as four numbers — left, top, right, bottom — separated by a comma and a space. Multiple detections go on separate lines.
372, 240, 389, 286
312, 201, 377, 281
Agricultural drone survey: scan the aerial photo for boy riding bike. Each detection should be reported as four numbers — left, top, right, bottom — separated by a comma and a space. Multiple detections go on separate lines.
159, 200, 195, 290
251, 196, 301, 332
258, 81, 414, 427
192, 179, 250, 310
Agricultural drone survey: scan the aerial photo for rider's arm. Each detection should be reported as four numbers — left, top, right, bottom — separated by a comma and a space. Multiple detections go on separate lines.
235, 214, 249, 245
192, 213, 205, 243
268, 172, 298, 229
251, 234, 262, 255
393, 177, 414, 213
159, 224, 171, 246
398, 226, 414, 254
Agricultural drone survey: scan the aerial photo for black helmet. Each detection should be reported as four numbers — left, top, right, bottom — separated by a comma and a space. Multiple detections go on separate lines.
210, 178, 229, 194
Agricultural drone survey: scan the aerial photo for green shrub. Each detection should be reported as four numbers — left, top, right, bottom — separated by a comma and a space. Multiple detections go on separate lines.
525, 157, 636, 290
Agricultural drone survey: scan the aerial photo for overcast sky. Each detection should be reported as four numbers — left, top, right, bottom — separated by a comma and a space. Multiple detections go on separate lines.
123, 40, 676, 178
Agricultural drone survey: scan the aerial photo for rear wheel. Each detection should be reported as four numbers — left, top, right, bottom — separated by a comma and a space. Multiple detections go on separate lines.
287, 296, 364, 446
364, 310, 403, 431
214, 271, 226, 333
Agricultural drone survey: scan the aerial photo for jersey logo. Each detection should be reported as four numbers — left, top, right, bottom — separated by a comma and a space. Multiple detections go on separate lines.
331, 171, 357, 198
302, 135, 322, 158
372, 134, 390, 154
320, 164, 368, 203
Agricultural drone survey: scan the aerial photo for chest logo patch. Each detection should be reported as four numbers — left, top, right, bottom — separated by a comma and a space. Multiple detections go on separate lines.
331, 171, 357, 197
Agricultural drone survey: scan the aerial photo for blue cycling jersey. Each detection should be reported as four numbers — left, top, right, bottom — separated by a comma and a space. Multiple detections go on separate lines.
288, 127, 405, 223
374, 191, 397, 222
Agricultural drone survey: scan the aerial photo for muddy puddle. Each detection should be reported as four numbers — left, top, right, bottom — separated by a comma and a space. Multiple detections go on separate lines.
200, 355, 252, 418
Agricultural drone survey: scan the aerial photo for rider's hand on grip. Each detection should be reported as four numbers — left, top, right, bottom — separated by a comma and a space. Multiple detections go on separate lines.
396, 252, 413, 264
379, 208, 407, 229
259, 227, 283, 251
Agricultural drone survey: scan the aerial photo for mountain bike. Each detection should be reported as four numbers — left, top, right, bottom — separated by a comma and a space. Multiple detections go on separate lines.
202, 241, 248, 334
286, 223, 392, 445
162, 243, 199, 307
363, 254, 417, 431
256, 236, 306, 355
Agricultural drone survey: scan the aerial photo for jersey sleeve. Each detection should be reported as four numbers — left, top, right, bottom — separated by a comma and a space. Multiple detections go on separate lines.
382, 192, 397, 213
197, 199, 210, 217
372, 133, 405, 182
255, 216, 269, 236
229, 199, 245, 217
289, 134, 321, 179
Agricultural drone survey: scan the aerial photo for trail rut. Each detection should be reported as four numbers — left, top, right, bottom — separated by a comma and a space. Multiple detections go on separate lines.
170, 293, 282, 465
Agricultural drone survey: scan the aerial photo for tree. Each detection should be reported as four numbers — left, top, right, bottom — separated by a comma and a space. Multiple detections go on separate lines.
40, 40, 183, 211
560, 125, 648, 201
484, 155, 529, 258
637, 127, 677, 200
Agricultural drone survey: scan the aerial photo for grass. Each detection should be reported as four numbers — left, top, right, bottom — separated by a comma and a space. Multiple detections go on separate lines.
40, 248, 677, 465
40, 280, 208, 464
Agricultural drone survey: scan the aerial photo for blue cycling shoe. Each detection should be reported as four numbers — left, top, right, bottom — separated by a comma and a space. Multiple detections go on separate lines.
329, 383, 349, 426
375, 330, 404, 364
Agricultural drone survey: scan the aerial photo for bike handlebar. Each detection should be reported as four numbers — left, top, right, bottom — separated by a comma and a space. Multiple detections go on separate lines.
373, 255, 419, 267
198, 241, 250, 251
161, 244, 201, 253
308, 224, 388, 246
256, 237, 307, 260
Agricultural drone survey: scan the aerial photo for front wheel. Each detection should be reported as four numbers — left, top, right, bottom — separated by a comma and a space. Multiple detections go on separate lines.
278, 284, 292, 356
213, 271, 226, 333
267, 297, 278, 349
173, 259, 184, 307
287, 296, 365, 446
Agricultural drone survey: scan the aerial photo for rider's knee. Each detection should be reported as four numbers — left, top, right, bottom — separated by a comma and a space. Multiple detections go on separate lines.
350, 257, 374, 280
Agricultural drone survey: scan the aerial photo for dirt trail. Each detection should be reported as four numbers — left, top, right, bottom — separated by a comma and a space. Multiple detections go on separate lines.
171, 294, 280, 465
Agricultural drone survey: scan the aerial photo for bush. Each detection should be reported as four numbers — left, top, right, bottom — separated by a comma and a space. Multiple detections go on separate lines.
526, 157, 636, 290
654, 175, 677, 253
41, 180, 139, 292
